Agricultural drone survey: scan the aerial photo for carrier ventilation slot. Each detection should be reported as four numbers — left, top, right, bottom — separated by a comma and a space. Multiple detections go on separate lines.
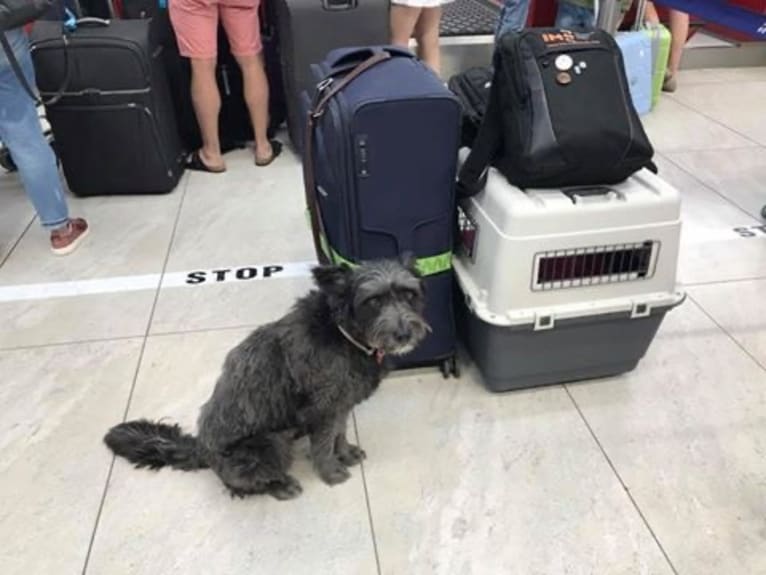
533, 241, 658, 291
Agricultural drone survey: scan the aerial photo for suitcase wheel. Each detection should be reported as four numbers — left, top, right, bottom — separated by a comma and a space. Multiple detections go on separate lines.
440, 355, 460, 379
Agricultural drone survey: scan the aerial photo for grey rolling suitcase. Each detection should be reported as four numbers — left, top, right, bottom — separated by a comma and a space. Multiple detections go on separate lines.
275, 0, 390, 151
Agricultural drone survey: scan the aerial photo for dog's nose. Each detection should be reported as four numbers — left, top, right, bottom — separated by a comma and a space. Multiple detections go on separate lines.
394, 326, 412, 344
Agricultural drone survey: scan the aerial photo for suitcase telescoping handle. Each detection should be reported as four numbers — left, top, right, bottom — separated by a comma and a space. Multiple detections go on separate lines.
303, 50, 394, 264
75, 17, 111, 27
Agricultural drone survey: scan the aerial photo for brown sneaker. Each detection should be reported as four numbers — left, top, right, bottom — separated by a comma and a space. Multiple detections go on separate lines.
51, 218, 89, 256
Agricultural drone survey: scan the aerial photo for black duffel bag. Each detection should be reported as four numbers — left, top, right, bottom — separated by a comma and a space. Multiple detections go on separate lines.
458, 28, 655, 195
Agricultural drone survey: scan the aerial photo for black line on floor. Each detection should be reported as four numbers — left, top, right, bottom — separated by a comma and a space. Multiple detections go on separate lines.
564, 386, 681, 575
353, 411, 383, 575
680, 274, 766, 288
80, 174, 191, 575
0, 321, 268, 354
0, 215, 35, 270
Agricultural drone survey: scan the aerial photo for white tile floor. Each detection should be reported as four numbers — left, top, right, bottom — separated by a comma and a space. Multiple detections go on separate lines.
1, 67, 765, 575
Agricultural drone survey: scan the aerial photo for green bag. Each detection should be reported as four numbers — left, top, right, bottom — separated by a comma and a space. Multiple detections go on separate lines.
642, 22, 671, 108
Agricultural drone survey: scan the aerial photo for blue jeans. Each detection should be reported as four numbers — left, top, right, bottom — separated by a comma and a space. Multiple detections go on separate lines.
495, 0, 530, 40
0, 28, 69, 230
555, 2, 595, 30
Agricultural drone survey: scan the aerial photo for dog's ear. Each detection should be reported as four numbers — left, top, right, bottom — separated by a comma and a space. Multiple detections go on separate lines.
312, 264, 352, 296
399, 251, 421, 277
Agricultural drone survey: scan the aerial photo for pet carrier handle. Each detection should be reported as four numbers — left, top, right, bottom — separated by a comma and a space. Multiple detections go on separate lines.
304, 51, 393, 265
563, 186, 624, 204
322, 0, 357, 10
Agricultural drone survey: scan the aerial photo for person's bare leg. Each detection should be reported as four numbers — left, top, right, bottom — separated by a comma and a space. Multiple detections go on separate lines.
190, 58, 225, 170
661, 10, 689, 91
390, 5, 421, 48
413, 7, 443, 75
667, 10, 689, 77
235, 53, 273, 163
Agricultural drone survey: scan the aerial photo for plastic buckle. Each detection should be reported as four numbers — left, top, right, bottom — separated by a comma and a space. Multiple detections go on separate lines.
631, 302, 651, 319
534, 314, 555, 331
316, 78, 334, 94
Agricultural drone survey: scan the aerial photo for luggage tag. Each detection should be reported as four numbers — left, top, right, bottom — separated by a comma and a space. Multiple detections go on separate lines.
63, 8, 77, 32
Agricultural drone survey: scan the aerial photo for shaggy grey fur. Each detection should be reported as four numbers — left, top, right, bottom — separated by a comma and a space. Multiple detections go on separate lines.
104, 256, 429, 500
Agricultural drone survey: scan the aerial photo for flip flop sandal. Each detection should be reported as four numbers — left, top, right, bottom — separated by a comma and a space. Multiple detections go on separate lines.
255, 140, 283, 167
186, 150, 226, 173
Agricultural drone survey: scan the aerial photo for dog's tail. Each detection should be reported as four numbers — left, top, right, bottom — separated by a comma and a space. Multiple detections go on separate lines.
104, 419, 209, 471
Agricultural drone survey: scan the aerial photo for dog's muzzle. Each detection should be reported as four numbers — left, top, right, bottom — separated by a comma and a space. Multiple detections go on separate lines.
382, 318, 431, 356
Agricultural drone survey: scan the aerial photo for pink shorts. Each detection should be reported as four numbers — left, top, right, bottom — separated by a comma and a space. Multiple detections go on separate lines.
169, 0, 263, 59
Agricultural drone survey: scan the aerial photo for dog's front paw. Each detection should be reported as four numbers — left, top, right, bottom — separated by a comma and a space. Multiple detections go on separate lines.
269, 475, 303, 501
317, 460, 352, 485
338, 444, 367, 467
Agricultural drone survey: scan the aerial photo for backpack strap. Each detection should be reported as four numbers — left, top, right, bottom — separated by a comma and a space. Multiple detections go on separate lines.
456, 65, 503, 198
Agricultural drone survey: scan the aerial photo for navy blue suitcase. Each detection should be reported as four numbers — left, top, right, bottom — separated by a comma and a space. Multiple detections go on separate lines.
302, 46, 461, 376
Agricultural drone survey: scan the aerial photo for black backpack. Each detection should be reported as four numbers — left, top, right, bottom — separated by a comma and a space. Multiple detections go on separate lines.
458, 28, 655, 195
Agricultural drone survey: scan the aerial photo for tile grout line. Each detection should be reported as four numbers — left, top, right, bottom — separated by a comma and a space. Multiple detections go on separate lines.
0, 215, 36, 270
668, 95, 765, 148
657, 152, 764, 222
352, 411, 383, 575
563, 386, 681, 575
680, 274, 766, 289
80, 175, 192, 575
0, 322, 263, 354
687, 295, 766, 375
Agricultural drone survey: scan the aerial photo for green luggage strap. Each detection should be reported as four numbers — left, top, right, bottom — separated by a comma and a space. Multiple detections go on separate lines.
308, 211, 453, 277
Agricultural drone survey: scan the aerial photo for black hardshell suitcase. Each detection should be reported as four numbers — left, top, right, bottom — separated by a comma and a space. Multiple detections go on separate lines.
275, 0, 389, 152
304, 47, 461, 376
30, 18, 184, 196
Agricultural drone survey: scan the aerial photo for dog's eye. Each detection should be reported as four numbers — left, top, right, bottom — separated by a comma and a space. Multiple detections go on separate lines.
402, 289, 417, 303
366, 296, 382, 309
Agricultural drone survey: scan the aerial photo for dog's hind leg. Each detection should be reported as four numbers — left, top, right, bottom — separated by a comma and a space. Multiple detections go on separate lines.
334, 410, 366, 467
211, 432, 302, 501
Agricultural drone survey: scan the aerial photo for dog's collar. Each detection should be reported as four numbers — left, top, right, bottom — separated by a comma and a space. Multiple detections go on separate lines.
337, 324, 385, 365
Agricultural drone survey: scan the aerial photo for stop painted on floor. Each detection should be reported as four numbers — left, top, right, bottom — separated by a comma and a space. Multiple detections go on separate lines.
185, 265, 285, 285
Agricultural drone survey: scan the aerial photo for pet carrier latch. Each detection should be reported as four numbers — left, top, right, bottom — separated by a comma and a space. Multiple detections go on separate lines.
534, 314, 555, 331
630, 301, 651, 319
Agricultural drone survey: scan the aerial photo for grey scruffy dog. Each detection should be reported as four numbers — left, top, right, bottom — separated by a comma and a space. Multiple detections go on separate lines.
104, 256, 429, 500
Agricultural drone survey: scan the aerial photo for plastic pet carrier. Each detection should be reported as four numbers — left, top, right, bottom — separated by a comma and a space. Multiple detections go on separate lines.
454, 150, 685, 392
